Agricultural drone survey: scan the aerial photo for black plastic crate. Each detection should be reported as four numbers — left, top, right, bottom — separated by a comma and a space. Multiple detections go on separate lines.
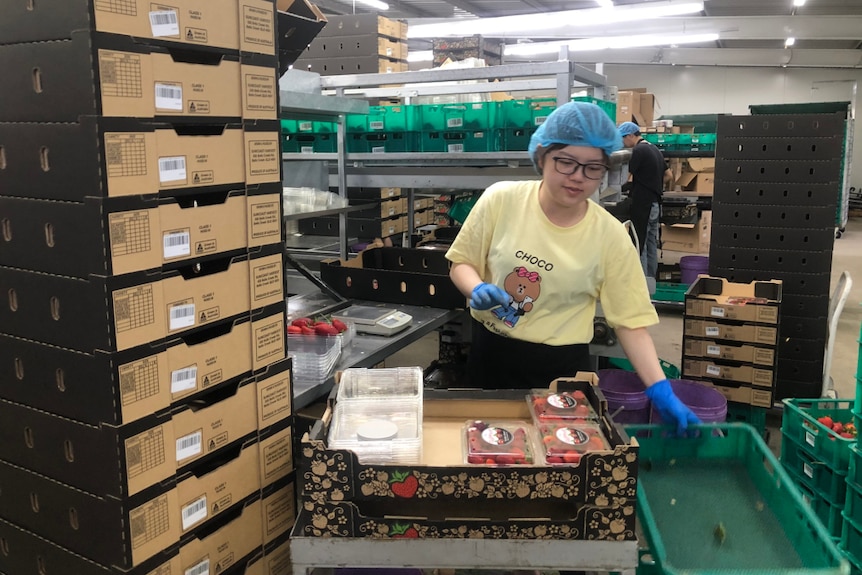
717, 136, 844, 161
717, 113, 846, 138
708, 246, 833, 275
711, 200, 836, 229
709, 225, 836, 251
714, 158, 843, 185
713, 182, 839, 208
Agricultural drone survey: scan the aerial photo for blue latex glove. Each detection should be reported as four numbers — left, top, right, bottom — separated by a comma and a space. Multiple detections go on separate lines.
470, 283, 509, 310
645, 379, 701, 435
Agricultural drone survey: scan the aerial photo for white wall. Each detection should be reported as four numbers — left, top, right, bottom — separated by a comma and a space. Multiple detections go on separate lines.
603, 64, 861, 190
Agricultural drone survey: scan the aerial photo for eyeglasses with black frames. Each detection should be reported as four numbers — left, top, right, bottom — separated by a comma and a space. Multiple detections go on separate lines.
550, 156, 609, 181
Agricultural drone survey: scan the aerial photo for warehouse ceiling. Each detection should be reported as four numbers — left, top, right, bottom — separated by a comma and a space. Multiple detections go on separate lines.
309, 0, 862, 68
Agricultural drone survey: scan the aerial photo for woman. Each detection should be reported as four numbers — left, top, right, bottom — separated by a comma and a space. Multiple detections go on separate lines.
445, 102, 698, 434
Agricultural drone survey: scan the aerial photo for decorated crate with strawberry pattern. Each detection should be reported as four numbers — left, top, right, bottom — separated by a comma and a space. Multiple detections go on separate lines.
294, 497, 636, 540
781, 398, 856, 471
298, 375, 639, 509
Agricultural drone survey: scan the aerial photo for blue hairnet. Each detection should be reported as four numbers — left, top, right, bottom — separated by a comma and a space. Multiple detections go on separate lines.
618, 121, 641, 137
528, 102, 622, 171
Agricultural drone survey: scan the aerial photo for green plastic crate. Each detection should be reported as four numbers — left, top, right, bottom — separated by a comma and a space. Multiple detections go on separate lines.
497, 98, 557, 129
420, 102, 497, 131
287, 133, 336, 154
845, 480, 862, 530
788, 467, 845, 538
652, 282, 687, 304
625, 423, 849, 575
849, 445, 862, 488
346, 132, 419, 153
691, 133, 717, 144
782, 432, 849, 506
843, 513, 862, 569
782, 398, 855, 471
498, 127, 535, 151
365, 105, 421, 132
726, 401, 768, 437
282, 119, 337, 133
572, 96, 616, 121
420, 130, 497, 153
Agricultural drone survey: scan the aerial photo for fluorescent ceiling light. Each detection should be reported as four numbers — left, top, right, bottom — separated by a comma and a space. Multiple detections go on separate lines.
339, 0, 389, 10
408, 1, 704, 38
407, 50, 433, 62
784, 37, 795, 47
504, 33, 719, 56
793, 0, 806, 6
595, 0, 614, 7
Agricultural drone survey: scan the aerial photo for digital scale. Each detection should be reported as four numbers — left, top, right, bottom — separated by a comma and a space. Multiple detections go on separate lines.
332, 306, 413, 337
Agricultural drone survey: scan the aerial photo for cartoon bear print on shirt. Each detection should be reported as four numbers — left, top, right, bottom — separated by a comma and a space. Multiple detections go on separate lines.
493, 266, 542, 328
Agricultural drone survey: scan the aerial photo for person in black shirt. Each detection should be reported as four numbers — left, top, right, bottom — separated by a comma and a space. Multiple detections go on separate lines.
618, 121, 671, 282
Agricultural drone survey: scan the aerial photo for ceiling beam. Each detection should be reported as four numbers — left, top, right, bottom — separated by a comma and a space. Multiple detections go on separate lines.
315, 0, 435, 17
434, 0, 499, 18
504, 47, 862, 68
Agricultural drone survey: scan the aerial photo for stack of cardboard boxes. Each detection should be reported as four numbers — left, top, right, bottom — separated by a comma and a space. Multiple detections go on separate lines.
682, 276, 783, 409
432, 35, 503, 66
295, 14, 408, 75
0, 1, 296, 573
616, 89, 656, 127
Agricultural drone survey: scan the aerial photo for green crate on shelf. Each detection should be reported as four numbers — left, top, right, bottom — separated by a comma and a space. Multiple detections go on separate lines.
346, 131, 419, 153
652, 282, 687, 303
497, 98, 557, 129
419, 102, 497, 131
498, 126, 535, 151
572, 96, 616, 121
782, 398, 855, 471
691, 133, 717, 144
845, 480, 862, 530
365, 105, 422, 132
420, 130, 498, 153
782, 432, 849, 506
843, 513, 862, 569
850, 445, 862, 488
281, 119, 297, 133
288, 133, 337, 154
282, 119, 337, 133
624, 423, 848, 575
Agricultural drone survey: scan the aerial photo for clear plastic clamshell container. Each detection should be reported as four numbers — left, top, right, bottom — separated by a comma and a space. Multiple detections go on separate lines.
336, 367, 424, 403
538, 422, 609, 465
528, 389, 599, 423
463, 419, 535, 465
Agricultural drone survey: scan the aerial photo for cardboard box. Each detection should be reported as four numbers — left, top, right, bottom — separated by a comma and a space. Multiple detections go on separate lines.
0, 119, 280, 201
0, 192, 282, 277
319, 245, 465, 309
687, 377, 774, 408
660, 210, 712, 253
638, 93, 656, 125
346, 187, 401, 200
0, 35, 276, 122
684, 318, 778, 346
0, 251, 284, 353
0, 308, 285, 426
616, 91, 640, 124
300, 375, 638, 506
178, 498, 265, 575
295, 497, 634, 540
685, 276, 782, 324
257, 422, 295, 487
683, 338, 776, 366
682, 358, 775, 388
276, 0, 328, 74
2, 0, 275, 53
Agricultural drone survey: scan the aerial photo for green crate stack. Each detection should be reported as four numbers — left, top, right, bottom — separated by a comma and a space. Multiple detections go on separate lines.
346, 131, 419, 153
420, 129, 498, 153
420, 102, 497, 131
843, 331, 862, 567
725, 401, 768, 438
651, 282, 687, 304
643, 133, 678, 150
781, 398, 857, 539
496, 98, 557, 151
281, 118, 339, 154
572, 96, 617, 121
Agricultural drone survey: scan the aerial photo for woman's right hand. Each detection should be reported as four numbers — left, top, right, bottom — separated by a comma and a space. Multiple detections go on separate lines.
470, 283, 509, 310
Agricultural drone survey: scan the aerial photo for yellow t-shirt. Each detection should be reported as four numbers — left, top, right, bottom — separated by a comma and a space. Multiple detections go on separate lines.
445, 180, 658, 345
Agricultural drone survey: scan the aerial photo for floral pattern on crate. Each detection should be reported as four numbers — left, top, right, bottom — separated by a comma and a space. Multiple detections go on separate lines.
300, 441, 638, 503
295, 499, 636, 540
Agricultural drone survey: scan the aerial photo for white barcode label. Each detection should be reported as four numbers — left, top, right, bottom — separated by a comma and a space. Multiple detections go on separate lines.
447, 117, 463, 128
171, 365, 198, 393
176, 431, 203, 462
711, 306, 726, 318
535, 116, 548, 126
447, 143, 464, 153
149, 10, 179, 37
803, 462, 814, 478
155, 83, 183, 111
163, 231, 190, 259
300, 146, 314, 154
372, 146, 386, 154
369, 121, 384, 131
181, 496, 208, 530
158, 156, 186, 183
706, 365, 721, 376
802, 493, 811, 506
806, 431, 816, 446
385, 47, 393, 56
706, 345, 720, 356
185, 558, 210, 575
298, 121, 312, 132
705, 326, 720, 336
169, 304, 196, 330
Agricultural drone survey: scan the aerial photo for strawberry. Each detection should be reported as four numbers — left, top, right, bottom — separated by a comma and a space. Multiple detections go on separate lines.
389, 471, 419, 498
331, 318, 348, 333
840, 432, 855, 439
818, 416, 834, 428
301, 326, 316, 335
833, 422, 845, 434
287, 325, 303, 334
291, 318, 312, 328
314, 323, 340, 336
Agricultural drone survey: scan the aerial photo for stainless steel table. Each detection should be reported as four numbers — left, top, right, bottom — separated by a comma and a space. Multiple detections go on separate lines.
292, 301, 464, 410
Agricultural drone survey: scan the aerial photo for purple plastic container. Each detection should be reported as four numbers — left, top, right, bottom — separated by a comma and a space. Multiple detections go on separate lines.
680, 255, 710, 285
650, 378, 727, 424
597, 369, 651, 425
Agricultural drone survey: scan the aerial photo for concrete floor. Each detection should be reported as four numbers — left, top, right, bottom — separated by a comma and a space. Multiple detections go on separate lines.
386, 217, 862, 403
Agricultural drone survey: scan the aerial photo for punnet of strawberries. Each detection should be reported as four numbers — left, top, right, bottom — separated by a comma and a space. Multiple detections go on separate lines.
287, 316, 349, 337
815, 415, 857, 440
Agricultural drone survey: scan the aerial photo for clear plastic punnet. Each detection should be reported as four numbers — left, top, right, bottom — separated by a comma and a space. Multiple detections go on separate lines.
287, 334, 342, 384
336, 366, 424, 403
